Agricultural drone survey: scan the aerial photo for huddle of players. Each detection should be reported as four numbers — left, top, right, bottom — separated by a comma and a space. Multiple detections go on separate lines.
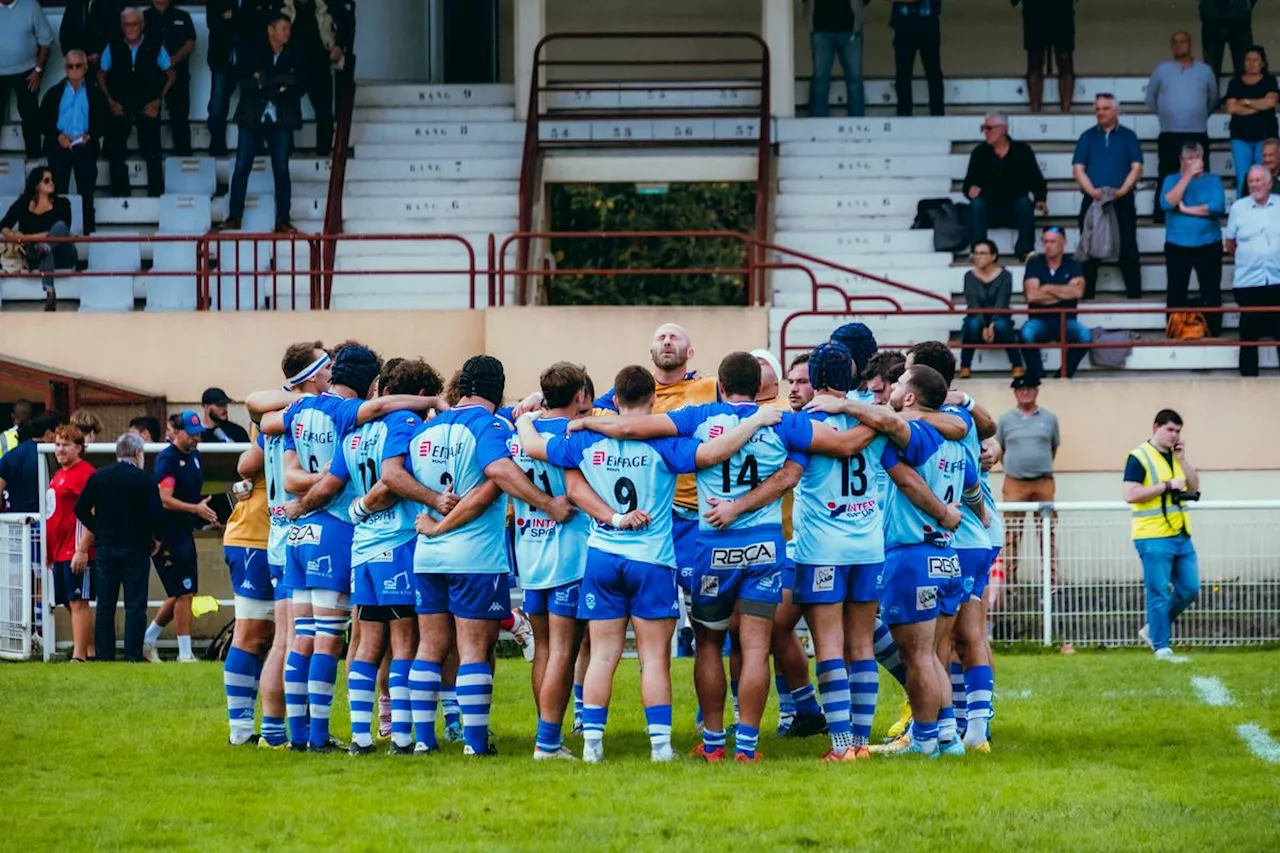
221, 323, 1003, 762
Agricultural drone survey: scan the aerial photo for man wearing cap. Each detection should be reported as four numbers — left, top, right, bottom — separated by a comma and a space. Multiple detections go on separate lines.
144, 409, 218, 663
996, 375, 1060, 583
201, 387, 250, 443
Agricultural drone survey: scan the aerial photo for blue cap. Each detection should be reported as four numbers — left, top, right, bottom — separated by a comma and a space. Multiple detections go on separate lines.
178, 410, 203, 436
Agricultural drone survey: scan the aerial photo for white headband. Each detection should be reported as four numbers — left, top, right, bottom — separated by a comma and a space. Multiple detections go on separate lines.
285, 352, 330, 389
751, 348, 783, 382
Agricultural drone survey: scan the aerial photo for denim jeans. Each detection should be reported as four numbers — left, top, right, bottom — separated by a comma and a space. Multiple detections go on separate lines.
969, 196, 1036, 257
206, 68, 237, 156
809, 30, 865, 117
1135, 534, 1199, 652
1020, 316, 1091, 379
228, 120, 294, 223
1231, 139, 1265, 190
960, 315, 1023, 369
29, 221, 77, 292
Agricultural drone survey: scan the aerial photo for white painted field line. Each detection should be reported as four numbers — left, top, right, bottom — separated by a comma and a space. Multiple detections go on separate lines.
1190, 675, 1238, 708
1235, 724, 1280, 765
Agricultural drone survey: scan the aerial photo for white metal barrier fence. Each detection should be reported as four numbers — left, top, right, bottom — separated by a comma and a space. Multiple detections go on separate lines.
992, 501, 1280, 647
0, 513, 39, 660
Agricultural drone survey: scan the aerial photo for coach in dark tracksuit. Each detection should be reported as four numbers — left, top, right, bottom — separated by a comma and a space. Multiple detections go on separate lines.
97, 8, 176, 197
143, 0, 197, 156
75, 433, 164, 662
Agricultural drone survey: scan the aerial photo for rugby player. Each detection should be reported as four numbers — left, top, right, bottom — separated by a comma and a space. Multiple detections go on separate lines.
519, 365, 782, 762
380, 355, 576, 757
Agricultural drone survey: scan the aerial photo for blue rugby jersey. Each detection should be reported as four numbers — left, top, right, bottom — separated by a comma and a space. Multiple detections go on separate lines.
508, 417, 591, 590
881, 420, 977, 549
331, 410, 422, 568
941, 405, 989, 551
282, 393, 364, 522
260, 431, 289, 566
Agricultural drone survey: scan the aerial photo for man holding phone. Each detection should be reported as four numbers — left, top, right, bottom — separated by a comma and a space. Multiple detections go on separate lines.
39, 48, 104, 233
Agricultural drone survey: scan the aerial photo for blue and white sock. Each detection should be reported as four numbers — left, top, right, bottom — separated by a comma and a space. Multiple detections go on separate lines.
348, 659, 378, 748
950, 662, 968, 735
964, 664, 995, 744
847, 658, 878, 748
735, 723, 760, 758
456, 662, 493, 754
409, 659, 441, 749
912, 719, 939, 755
224, 647, 261, 743
261, 716, 287, 747
702, 727, 726, 754
645, 704, 673, 754
873, 617, 908, 688
938, 705, 958, 743
388, 658, 413, 748
284, 648, 311, 747
307, 652, 339, 749
573, 684, 584, 725
583, 703, 608, 751
442, 686, 460, 729
536, 717, 563, 753
776, 673, 796, 719
817, 659, 852, 754
792, 683, 822, 717
730, 679, 741, 725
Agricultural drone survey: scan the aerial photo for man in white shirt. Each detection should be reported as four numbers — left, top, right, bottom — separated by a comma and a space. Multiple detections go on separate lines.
1224, 165, 1280, 376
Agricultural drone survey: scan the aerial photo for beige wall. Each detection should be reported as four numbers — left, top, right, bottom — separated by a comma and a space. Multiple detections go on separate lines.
520, 0, 1280, 80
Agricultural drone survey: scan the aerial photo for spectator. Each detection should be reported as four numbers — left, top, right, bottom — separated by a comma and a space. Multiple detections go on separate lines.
0, 399, 33, 457
41, 49, 105, 235
890, 0, 944, 117
199, 386, 250, 443
1224, 165, 1280, 376
1123, 409, 1199, 663
1072, 93, 1144, 299
1224, 47, 1278, 185
1161, 142, 1226, 336
1, 167, 75, 312
48, 424, 96, 662
74, 432, 164, 662
128, 414, 163, 442
1262, 137, 1280, 193
98, 7, 175, 198
0, 0, 55, 159
995, 374, 1059, 580
1015, 0, 1076, 114
221, 14, 304, 233
960, 239, 1023, 379
1147, 31, 1219, 224
70, 409, 104, 442
802, 0, 869, 118
143, 0, 197, 156
1200, 0, 1256, 80
60, 0, 125, 68
0, 411, 64, 512
281, 0, 346, 157
1020, 226, 1089, 380
963, 112, 1048, 261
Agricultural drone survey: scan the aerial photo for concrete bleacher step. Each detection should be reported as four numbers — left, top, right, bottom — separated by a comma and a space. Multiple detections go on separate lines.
775, 226, 1214, 260
335, 235, 494, 258
345, 158, 521, 181
779, 178, 952, 196
354, 84, 515, 108
351, 106, 517, 123
774, 113, 1231, 145
957, 343, 1278, 373
340, 217, 518, 237
538, 118, 762, 144
349, 122, 525, 145
343, 180, 519, 198
779, 140, 952, 158
796, 77, 1154, 110
350, 143, 523, 160
341, 195, 514, 220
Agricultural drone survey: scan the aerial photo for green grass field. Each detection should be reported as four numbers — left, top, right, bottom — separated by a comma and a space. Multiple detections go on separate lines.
5, 651, 1280, 852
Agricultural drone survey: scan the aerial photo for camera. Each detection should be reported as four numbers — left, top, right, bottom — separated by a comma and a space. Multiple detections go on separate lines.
1169, 489, 1201, 505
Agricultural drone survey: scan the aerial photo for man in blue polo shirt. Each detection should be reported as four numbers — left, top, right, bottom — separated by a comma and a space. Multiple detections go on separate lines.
1072, 93, 1145, 299
1021, 226, 1090, 381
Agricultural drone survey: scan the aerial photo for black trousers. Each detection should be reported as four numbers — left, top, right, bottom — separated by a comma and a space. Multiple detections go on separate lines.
1079, 192, 1141, 299
1155, 132, 1211, 222
94, 547, 152, 662
105, 110, 164, 196
0, 69, 42, 157
46, 141, 98, 233
1164, 241, 1224, 335
1235, 285, 1280, 376
1202, 18, 1252, 79
166, 75, 192, 156
893, 28, 944, 116
303, 60, 334, 154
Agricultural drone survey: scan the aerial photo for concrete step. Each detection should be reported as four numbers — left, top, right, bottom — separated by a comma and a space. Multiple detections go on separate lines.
340, 217, 518, 237
349, 122, 526, 145
352, 106, 517, 123
354, 84, 515, 108
779, 177, 952, 196
538, 118, 762, 145
345, 158, 521, 181
779, 140, 952, 158
341, 195, 515, 221
350, 143, 523, 160
343, 180, 519, 197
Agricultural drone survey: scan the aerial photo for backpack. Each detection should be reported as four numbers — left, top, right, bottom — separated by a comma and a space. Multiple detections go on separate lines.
913, 199, 971, 252
1089, 328, 1138, 369
1166, 311, 1208, 340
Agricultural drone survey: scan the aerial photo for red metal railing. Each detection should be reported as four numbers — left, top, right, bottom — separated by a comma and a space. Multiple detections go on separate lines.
517, 32, 771, 306
321, 52, 358, 309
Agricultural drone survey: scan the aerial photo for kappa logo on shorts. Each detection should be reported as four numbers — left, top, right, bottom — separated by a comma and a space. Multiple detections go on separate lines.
916, 585, 938, 611
488, 601, 506, 613
927, 555, 960, 579
700, 574, 720, 597
584, 593, 597, 610
287, 524, 322, 547
813, 565, 836, 593
710, 541, 776, 569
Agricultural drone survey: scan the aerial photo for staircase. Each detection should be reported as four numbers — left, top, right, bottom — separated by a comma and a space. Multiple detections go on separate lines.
331, 84, 523, 309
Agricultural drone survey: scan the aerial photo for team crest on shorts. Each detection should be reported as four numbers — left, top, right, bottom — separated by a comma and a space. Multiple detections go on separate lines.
813, 566, 836, 593
700, 574, 720, 597
584, 593, 597, 610
916, 585, 938, 611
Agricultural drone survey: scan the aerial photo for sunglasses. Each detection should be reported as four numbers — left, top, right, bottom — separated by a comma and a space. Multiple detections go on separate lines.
980, 124, 1000, 132
65, 63, 86, 69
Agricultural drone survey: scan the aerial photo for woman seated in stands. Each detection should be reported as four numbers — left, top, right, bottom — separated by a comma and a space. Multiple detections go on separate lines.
959, 239, 1024, 379
1, 167, 76, 312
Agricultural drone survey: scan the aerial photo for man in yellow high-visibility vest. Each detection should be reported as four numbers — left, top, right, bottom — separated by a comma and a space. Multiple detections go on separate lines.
1122, 409, 1200, 663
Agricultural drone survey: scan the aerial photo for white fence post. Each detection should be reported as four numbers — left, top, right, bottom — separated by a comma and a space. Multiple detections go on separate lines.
1040, 505, 1053, 647
37, 451, 52, 661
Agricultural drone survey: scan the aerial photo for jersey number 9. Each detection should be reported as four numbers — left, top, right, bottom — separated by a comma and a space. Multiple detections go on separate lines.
614, 477, 638, 513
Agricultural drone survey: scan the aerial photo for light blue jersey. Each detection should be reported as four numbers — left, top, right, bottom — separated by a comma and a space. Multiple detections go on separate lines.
387, 405, 513, 575
282, 392, 364, 523
508, 417, 591, 590
882, 420, 977, 549
942, 405, 989, 551
792, 410, 889, 565
981, 471, 1003, 548
545, 431, 700, 569
847, 389, 877, 404
331, 410, 422, 568
260, 430, 289, 567
667, 401, 812, 532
